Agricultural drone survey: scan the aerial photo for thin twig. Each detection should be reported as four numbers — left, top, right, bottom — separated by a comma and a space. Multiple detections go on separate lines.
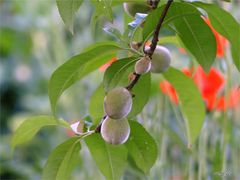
134, 0, 160, 49
95, 115, 107, 133
95, 0, 174, 132
147, 0, 173, 58
125, 0, 173, 91
126, 73, 141, 90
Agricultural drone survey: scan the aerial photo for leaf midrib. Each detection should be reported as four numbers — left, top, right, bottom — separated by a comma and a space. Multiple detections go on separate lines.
56, 140, 79, 180
206, 9, 232, 41
144, 11, 199, 40
182, 17, 207, 66
163, 12, 199, 26
132, 138, 149, 172
51, 50, 117, 112
105, 144, 115, 180
12, 120, 57, 149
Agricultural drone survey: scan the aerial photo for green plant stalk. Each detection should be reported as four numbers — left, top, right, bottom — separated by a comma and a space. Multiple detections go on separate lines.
221, 50, 232, 176
198, 128, 208, 180
232, 139, 240, 178
188, 156, 195, 180
198, 133, 203, 180
159, 96, 168, 179
169, 101, 187, 142
149, 95, 165, 179
188, 129, 204, 180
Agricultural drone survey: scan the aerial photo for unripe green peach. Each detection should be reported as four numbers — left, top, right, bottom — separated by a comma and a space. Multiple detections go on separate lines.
146, 45, 171, 73
101, 117, 130, 145
123, 2, 151, 17
104, 87, 132, 119
134, 56, 151, 74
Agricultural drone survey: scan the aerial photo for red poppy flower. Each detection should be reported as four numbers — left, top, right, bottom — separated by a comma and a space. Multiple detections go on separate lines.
160, 66, 239, 111
229, 88, 240, 108
204, 18, 228, 58
99, 57, 117, 72
213, 88, 240, 111
160, 81, 178, 104
159, 68, 192, 104
193, 66, 225, 109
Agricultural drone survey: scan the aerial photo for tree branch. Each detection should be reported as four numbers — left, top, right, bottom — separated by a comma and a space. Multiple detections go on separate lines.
125, 0, 173, 91
95, 0, 174, 132
126, 72, 141, 90
95, 115, 107, 133
147, 0, 173, 58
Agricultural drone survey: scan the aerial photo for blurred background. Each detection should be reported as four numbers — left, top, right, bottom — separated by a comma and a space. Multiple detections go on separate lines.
0, 0, 239, 180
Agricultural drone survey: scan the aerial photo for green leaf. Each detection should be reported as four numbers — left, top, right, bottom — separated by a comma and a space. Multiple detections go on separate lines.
143, 2, 200, 41
103, 57, 137, 92
193, 2, 240, 71
89, 83, 105, 125
158, 36, 181, 47
42, 137, 81, 180
126, 121, 158, 174
11, 116, 67, 152
163, 67, 206, 148
103, 57, 151, 118
56, 0, 83, 33
85, 134, 128, 180
102, 0, 113, 21
112, 0, 147, 6
143, 2, 216, 71
90, 0, 113, 35
48, 42, 120, 115
91, 0, 113, 21
128, 73, 151, 118
103, 25, 126, 43
174, 10, 216, 71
